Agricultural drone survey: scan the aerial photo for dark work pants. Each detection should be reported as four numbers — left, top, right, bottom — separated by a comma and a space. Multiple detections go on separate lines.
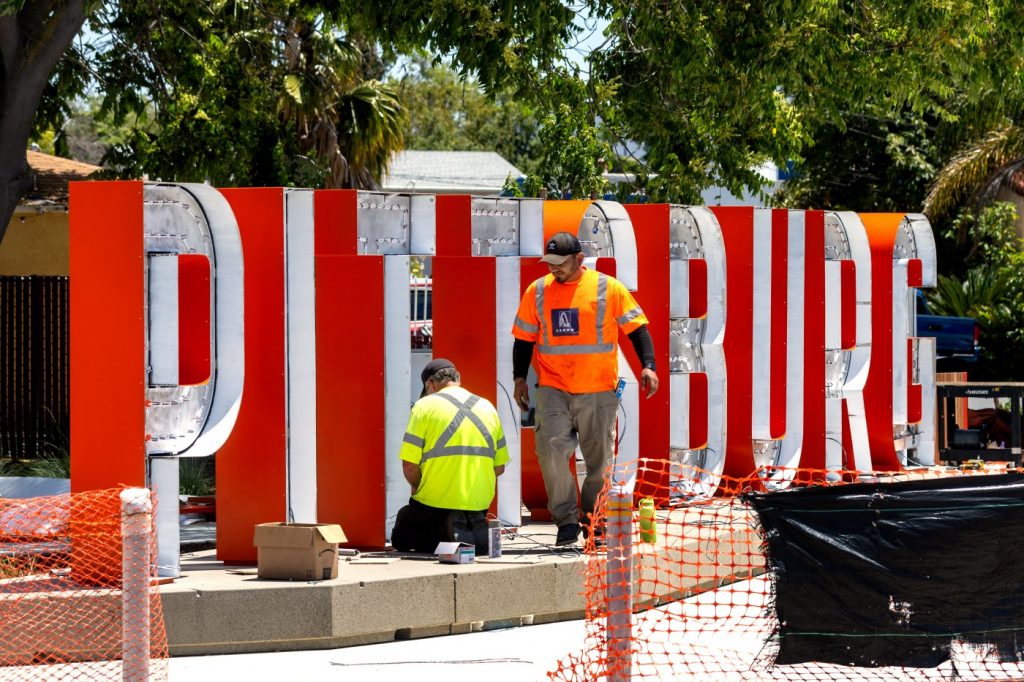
391, 498, 489, 555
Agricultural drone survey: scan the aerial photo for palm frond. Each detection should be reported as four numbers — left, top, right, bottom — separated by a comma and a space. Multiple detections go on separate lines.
927, 267, 1012, 318
924, 122, 1024, 221
333, 80, 405, 188
271, 17, 404, 190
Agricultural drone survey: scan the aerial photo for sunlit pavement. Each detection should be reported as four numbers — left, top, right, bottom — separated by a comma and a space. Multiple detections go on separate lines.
167, 616, 589, 682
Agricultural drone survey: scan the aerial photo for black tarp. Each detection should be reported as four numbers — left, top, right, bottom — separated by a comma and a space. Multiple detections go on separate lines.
745, 473, 1024, 668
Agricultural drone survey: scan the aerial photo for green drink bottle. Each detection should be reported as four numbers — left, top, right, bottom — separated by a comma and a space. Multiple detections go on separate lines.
638, 497, 656, 544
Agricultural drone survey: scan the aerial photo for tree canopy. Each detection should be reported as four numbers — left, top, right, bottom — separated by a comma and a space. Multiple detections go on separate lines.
5, 0, 1024, 244
389, 60, 543, 175
585, 0, 1024, 203
87, 1, 406, 188
81, 0, 580, 192
0, 0, 578, 242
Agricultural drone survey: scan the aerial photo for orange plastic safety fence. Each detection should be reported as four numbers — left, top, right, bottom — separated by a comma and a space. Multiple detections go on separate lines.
0, 487, 168, 680
551, 460, 1024, 681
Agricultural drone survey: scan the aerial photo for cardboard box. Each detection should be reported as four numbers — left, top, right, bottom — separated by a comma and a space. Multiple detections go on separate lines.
435, 541, 475, 564
253, 523, 347, 580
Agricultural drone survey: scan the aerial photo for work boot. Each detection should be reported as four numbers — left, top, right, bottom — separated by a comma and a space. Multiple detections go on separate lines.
555, 523, 580, 546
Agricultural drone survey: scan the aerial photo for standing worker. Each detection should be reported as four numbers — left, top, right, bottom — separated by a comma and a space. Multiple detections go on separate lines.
512, 232, 659, 546
391, 358, 509, 555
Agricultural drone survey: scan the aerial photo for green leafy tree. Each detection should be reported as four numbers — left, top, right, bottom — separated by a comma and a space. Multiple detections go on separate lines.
9, 0, 1024, 246
926, 203, 1024, 379
275, 18, 404, 189
0, 0, 578, 245
515, 70, 613, 198
920, 0, 1024, 227
776, 107, 946, 212
90, 1, 405, 189
88, 0, 579, 189
529, 102, 609, 199
391, 60, 543, 174
341, 2, 578, 96
587, 0, 1024, 203
58, 94, 147, 165
395, 62, 477, 150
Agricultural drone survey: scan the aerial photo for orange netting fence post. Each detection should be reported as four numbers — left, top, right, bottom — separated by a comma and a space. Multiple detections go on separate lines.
605, 482, 634, 682
121, 488, 153, 681
0, 486, 168, 680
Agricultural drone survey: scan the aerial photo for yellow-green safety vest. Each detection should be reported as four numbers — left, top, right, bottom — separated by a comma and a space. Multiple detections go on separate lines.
399, 386, 510, 510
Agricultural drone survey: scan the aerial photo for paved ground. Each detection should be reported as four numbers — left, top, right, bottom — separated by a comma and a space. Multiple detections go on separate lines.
178, 519, 216, 552
162, 578, 769, 682
2, 625, 587, 682
167, 616, 589, 682
164, 576, 1024, 682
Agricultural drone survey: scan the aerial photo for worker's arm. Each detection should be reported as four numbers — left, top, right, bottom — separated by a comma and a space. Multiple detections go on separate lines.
512, 338, 535, 410
402, 460, 421, 493
495, 464, 506, 477
627, 325, 659, 398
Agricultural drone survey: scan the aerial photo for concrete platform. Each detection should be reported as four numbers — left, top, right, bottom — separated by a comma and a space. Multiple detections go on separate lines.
164, 522, 589, 656
162, 508, 763, 657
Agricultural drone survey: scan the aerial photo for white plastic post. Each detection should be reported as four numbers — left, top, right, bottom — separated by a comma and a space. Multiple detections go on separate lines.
121, 488, 152, 682
606, 483, 634, 681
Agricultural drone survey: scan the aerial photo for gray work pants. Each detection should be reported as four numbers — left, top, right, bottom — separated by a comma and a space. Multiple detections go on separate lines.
534, 386, 618, 527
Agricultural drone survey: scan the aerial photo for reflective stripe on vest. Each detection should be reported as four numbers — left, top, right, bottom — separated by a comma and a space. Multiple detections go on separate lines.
536, 272, 614, 355
420, 393, 499, 463
403, 433, 425, 448
617, 306, 644, 326
514, 315, 538, 334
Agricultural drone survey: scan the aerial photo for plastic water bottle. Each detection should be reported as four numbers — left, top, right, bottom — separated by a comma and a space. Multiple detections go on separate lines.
615, 378, 626, 401
488, 520, 502, 558
638, 497, 657, 544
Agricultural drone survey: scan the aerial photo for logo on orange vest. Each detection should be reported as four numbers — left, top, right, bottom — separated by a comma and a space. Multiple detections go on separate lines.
551, 308, 579, 336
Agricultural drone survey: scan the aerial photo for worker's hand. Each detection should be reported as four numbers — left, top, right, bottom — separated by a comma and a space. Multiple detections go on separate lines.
640, 368, 659, 398
514, 379, 530, 411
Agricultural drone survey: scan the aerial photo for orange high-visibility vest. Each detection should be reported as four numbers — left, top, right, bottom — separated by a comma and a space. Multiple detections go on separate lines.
512, 268, 648, 393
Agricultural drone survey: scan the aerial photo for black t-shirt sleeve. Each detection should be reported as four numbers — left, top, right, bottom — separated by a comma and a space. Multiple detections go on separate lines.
627, 325, 656, 371
513, 338, 535, 381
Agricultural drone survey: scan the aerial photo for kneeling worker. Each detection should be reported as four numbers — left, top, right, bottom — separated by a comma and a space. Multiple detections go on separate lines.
391, 358, 509, 555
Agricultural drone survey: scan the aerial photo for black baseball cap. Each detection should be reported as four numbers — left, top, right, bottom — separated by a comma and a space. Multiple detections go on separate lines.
420, 357, 456, 397
540, 232, 582, 265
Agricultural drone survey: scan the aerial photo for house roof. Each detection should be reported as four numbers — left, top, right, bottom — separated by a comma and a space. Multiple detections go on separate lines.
19, 150, 101, 209
381, 150, 523, 195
